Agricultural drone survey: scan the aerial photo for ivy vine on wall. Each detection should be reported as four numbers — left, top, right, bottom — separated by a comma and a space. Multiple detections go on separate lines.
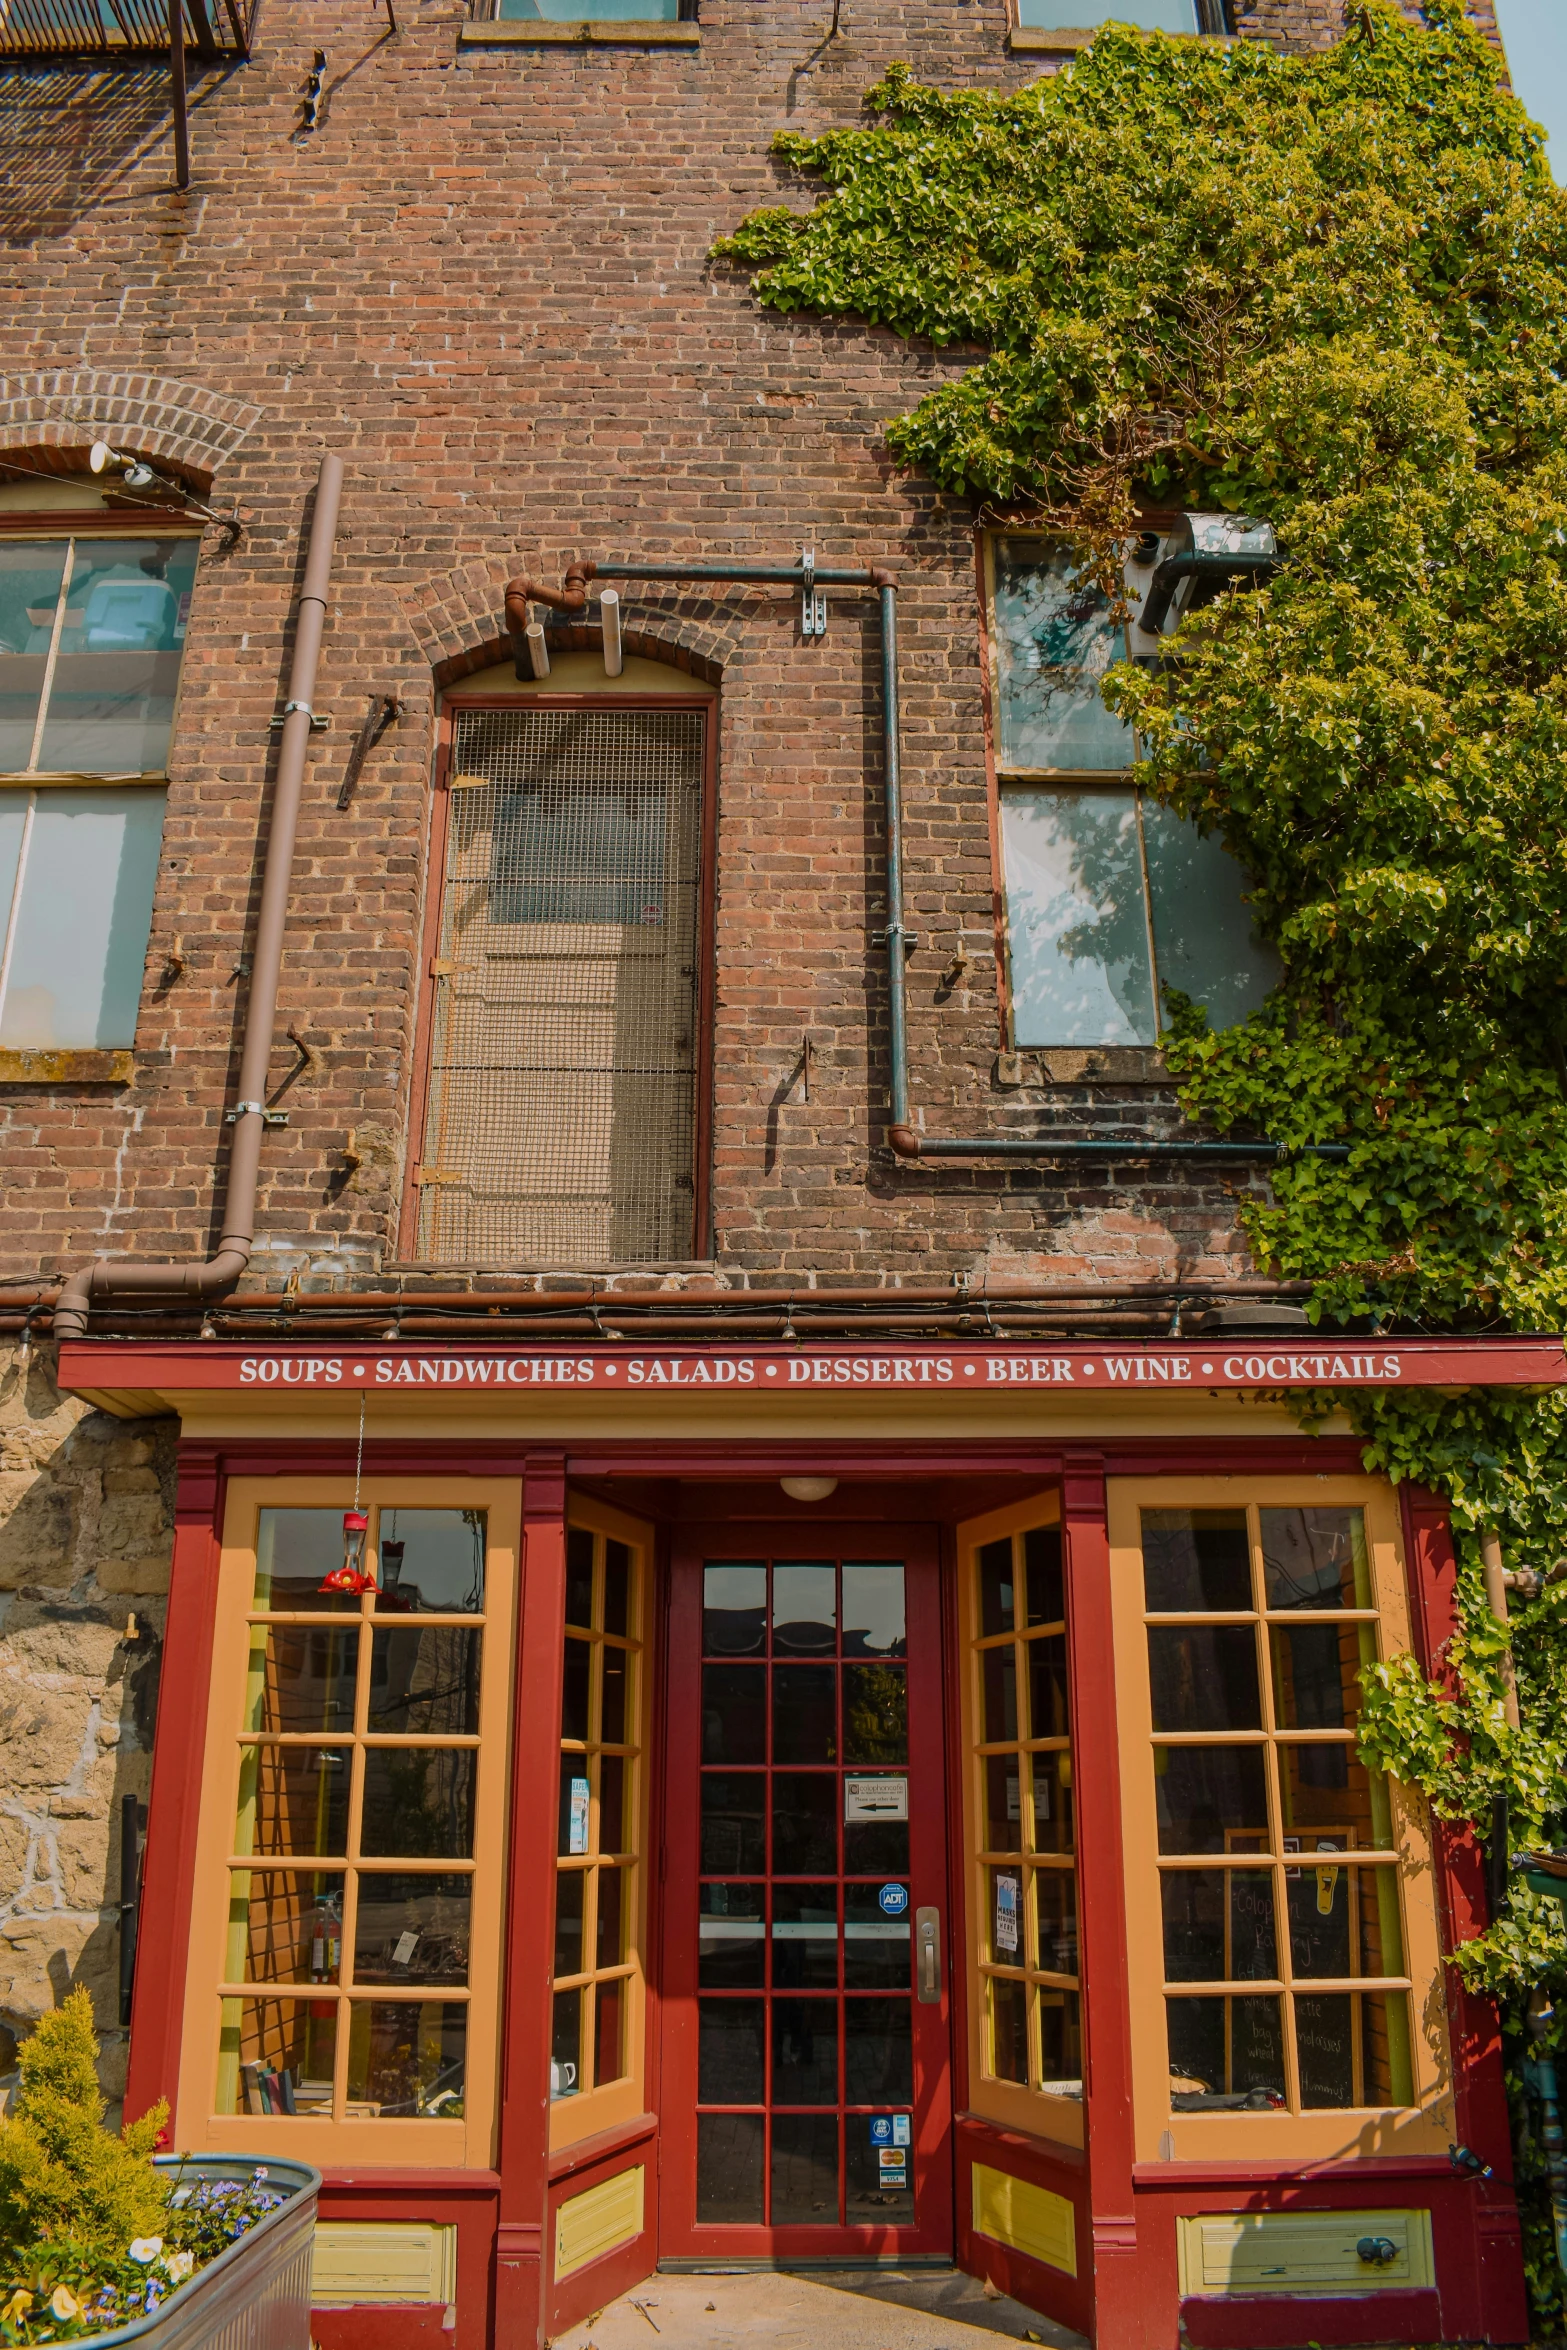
719, 0, 1567, 2318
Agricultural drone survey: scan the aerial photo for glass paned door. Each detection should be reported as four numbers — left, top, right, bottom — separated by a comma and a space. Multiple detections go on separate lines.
660, 1528, 953, 2256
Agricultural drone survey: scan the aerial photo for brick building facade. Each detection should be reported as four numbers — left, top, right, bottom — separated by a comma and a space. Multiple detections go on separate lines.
0, 0, 1544, 2344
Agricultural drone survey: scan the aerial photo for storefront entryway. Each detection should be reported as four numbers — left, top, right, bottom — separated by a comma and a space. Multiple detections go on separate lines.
656, 1520, 954, 2258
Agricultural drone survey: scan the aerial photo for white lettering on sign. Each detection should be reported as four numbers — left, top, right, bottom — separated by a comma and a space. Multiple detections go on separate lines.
219, 1344, 1444, 1392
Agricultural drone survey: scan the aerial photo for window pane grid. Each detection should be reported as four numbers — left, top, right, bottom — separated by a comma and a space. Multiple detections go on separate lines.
1142, 1503, 1414, 2113
552, 1527, 643, 2108
218, 1506, 487, 2123
970, 1525, 1080, 2103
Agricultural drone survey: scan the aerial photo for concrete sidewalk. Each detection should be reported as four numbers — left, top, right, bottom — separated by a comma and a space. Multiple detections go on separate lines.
550, 2268, 1088, 2350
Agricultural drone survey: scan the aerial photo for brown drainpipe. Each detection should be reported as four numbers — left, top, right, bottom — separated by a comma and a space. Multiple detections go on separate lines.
53, 454, 345, 1343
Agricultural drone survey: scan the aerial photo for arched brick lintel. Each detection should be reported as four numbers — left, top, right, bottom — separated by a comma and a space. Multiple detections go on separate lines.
0, 370, 264, 491
402, 563, 738, 692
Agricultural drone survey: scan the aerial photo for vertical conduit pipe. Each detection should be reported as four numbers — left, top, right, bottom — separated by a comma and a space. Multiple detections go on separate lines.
53, 454, 345, 1340
534, 554, 1349, 1168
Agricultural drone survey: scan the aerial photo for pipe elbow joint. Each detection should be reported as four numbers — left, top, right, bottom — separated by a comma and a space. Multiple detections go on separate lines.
887, 1123, 923, 1159
51, 1271, 93, 1343
869, 567, 897, 590
504, 562, 599, 629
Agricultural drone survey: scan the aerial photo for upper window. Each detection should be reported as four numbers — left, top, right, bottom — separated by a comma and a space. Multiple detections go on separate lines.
0, 531, 194, 1059
469, 0, 692, 21
412, 699, 709, 1266
179, 1483, 520, 2167
984, 534, 1279, 1049
1109, 1480, 1452, 2161
0, 785, 163, 1049
1015, 1, 1229, 29
0, 535, 197, 778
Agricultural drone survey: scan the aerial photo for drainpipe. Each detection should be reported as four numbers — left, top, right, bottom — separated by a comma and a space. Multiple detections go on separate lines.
512, 553, 1348, 1168
54, 454, 345, 1342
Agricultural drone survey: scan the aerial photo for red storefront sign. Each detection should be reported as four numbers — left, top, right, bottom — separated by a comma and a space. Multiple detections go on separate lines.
57, 1334, 1567, 1396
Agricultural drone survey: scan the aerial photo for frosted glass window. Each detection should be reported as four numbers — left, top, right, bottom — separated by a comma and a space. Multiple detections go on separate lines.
1494, 0, 1567, 173
1000, 788, 1278, 1047
1000, 788, 1158, 1046
990, 540, 1135, 775
0, 536, 197, 779
0, 787, 165, 1049
1016, 0, 1196, 25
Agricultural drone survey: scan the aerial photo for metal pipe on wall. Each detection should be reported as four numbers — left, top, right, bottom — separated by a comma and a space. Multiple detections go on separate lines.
526, 553, 1350, 1167
53, 454, 345, 1341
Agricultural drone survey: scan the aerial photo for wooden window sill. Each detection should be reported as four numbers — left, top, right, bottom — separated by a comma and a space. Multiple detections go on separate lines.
460, 19, 700, 42
0, 1048, 133, 1084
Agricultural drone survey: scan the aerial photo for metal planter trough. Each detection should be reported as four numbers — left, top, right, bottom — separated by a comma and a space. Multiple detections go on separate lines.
81, 2156, 320, 2350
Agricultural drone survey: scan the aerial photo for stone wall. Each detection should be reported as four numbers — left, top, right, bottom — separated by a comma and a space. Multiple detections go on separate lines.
0, 1341, 173, 2107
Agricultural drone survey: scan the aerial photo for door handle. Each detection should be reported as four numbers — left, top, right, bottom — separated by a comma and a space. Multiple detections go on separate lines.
916, 1906, 942, 2004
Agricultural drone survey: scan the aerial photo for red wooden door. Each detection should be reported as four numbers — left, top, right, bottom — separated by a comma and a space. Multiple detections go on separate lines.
658, 1524, 954, 2257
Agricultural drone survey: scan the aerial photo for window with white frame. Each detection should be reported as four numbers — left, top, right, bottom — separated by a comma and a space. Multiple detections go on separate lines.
984, 533, 1279, 1051
0, 532, 194, 1052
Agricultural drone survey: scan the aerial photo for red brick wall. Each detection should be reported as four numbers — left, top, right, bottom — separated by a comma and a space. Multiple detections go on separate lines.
0, 0, 1506, 1294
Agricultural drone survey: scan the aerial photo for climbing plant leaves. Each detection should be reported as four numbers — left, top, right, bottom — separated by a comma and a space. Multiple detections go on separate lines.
721, 5, 1567, 2307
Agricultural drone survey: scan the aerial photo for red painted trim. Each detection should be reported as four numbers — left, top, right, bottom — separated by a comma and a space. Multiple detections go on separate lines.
494, 1452, 568, 2350
691, 696, 719, 1260
57, 1335, 1567, 1398
953, 2113, 1092, 2341
545, 2130, 660, 2335
312, 2314, 452, 2350
1060, 1452, 1150, 2350
1179, 2291, 1442, 2349
64, 1434, 1379, 1485
655, 1522, 954, 2261
546, 2111, 657, 2185
125, 1443, 225, 2130
1398, 1485, 1527, 2346
313, 2182, 496, 2350
939, 1517, 971, 2121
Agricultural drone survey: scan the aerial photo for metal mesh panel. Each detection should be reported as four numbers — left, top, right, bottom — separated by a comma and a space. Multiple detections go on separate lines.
416, 707, 704, 1266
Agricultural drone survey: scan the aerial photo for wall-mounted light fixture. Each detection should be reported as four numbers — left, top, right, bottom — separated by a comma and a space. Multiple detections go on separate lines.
780, 1476, 838, 1502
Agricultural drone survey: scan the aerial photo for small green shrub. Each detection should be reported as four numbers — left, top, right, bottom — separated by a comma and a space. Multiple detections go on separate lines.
0, 1994, 284, 2344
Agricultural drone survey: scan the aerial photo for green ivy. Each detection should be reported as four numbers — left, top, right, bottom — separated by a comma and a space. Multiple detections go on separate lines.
719, 3, 1567, 2324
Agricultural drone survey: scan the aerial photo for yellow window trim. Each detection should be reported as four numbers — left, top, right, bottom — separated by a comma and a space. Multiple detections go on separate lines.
1108, 1475, 1453, 2165
178, 1476, 520, 2170
956, 1491, 1083, 2151
548, 1493, 655, 2154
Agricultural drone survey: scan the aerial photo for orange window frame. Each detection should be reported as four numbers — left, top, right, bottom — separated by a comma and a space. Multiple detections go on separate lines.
176, 1476, 520, 2169
1108, 1475, 1454, 2164
956, 1491, 1083, 2151
549, 1494, 654, 2153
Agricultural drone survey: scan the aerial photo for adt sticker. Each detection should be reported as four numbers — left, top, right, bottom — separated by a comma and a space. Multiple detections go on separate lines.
878, 1882, 910, 1916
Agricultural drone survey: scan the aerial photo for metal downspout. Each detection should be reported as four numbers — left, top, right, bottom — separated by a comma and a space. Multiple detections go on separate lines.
53, 454, 345, 1341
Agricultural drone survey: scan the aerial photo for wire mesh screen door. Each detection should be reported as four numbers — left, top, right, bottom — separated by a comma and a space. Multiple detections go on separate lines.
416, 706, 705, 1264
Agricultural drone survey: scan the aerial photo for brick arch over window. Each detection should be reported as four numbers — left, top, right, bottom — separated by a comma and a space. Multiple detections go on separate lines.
0, 370, 263, 491
398, 560, 735, 690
